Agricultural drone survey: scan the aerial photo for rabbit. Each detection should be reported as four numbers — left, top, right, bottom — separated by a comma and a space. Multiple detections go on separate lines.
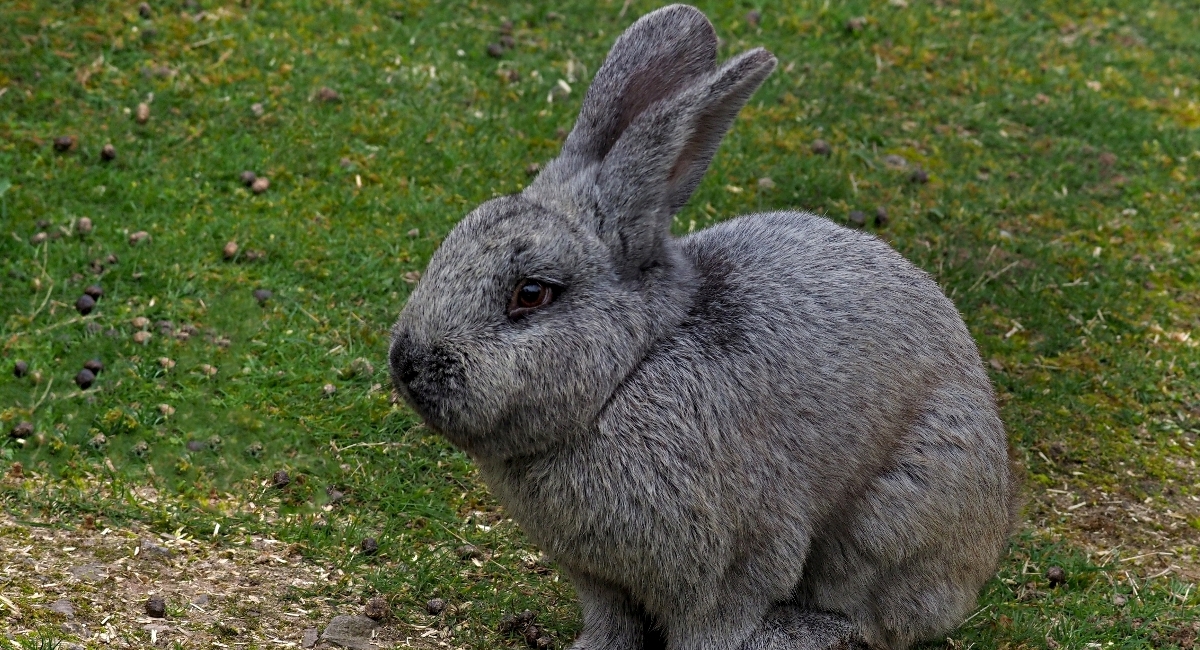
388, 4, 1020, 650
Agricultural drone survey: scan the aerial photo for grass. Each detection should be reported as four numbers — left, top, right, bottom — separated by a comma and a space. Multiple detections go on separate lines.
1, 0, 1198, 647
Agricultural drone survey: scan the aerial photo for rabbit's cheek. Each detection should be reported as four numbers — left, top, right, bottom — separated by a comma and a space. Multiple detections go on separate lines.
405, 376, 463, 434
404, 384, 448, 429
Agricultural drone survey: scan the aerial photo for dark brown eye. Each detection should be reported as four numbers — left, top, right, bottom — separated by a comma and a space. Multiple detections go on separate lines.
508, 280, 556, 319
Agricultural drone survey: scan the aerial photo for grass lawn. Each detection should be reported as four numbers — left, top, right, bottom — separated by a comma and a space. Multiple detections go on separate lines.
1, 0, 1199, 648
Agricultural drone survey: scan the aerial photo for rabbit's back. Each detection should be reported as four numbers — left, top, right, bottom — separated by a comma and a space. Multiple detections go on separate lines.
653, 210, 1004, 473
676, 209, 985, 392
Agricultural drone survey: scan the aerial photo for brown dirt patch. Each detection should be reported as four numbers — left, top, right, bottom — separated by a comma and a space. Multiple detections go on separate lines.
1029, 485, 1200, 582
0, 510, 438, 649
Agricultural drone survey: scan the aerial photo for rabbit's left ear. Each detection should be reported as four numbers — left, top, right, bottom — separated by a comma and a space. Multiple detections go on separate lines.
596, 48, 777, 278
535, 5, 720, 188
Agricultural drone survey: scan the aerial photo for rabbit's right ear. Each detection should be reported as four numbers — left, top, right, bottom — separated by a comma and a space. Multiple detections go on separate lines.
534, 5, 718, 183
594, 47, 776, 279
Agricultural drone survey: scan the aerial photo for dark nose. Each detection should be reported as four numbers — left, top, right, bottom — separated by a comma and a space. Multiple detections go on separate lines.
389, 334, 421, 386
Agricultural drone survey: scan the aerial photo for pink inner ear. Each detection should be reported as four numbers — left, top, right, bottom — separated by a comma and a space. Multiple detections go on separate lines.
667, 103, 723, 193
612, 67, 691, 154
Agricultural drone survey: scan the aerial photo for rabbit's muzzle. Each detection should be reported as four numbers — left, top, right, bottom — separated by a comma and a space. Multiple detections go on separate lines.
388, 334, 465, 430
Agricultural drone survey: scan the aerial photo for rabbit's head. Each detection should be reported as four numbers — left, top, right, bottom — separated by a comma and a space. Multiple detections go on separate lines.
390, 4, 775, 459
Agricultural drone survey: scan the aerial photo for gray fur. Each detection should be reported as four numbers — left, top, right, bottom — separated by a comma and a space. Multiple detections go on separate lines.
740, 608, 869, 650
389, 5, 1018, 650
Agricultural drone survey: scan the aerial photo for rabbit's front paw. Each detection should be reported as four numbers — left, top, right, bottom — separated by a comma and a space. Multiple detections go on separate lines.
566, 633, 645, 650
566, 573, 656, 650
738, 608, 869, 650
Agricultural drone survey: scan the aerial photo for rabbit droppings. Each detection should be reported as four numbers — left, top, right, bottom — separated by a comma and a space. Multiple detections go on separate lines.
389, 5, 1020, 650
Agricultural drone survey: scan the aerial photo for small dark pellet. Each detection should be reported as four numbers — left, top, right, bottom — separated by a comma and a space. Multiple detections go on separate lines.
457, 544, 483, 560
360, 537, 379, 555
10, 421, 34, 439
498, 609, 536, 634
145, 595, 166, 618
364, 596, 388, 621
75, 369, 96, 390
75, 294, 96, 315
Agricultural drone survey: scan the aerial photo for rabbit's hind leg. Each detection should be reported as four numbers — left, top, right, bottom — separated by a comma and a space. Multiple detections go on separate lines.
737, 607, 870, 650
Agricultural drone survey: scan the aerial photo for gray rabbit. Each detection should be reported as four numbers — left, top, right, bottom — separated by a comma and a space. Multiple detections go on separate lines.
389, 5, 1020, 649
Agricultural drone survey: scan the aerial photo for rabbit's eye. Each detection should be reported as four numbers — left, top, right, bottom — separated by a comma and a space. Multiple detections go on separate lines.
509, 280, 556, 319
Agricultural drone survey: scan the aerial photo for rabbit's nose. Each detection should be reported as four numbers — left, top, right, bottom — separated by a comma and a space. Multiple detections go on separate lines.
389, 335, 422, 385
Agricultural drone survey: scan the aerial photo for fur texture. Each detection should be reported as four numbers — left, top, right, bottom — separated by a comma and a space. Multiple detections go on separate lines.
389, 5, 1018, 650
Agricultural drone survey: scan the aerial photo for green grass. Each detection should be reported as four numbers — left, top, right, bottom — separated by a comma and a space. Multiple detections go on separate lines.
2, 0, 1199, 648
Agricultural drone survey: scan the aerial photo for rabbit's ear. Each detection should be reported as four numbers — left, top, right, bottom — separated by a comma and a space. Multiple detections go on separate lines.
544, 5, 718, 177
596, 48, 777, 276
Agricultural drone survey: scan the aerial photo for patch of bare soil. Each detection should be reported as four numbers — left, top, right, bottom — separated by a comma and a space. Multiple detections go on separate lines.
1030, 485, 1200, 584
0, 512, 436, 650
